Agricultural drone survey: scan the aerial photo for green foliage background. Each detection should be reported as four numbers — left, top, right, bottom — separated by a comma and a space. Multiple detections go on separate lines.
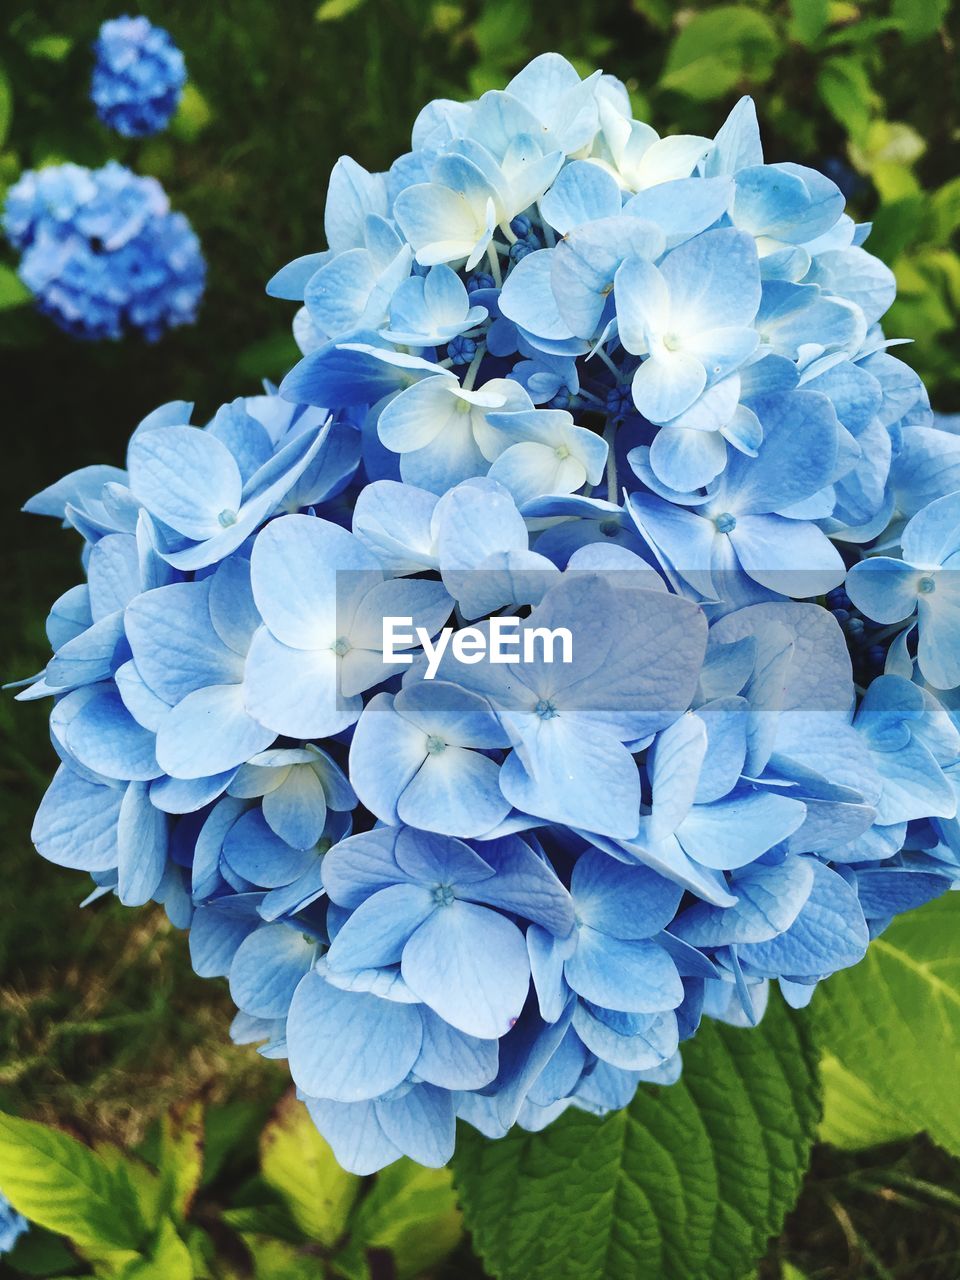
0, 2, 959, 1277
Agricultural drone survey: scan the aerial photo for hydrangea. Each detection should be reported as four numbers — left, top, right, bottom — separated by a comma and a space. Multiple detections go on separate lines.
91, 15, 186, 137
15, 55, 960, 1176
0, 1194, 28, 1256
3, 161, 204, 341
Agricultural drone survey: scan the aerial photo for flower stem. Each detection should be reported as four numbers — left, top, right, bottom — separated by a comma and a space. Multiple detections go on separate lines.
486, 243, 502, 287
462, 342, 487, 392
604, 417, 620, 504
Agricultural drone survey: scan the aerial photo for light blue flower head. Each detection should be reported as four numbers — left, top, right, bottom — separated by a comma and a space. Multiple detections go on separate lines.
2, 161, 204, 341
92, 15, 187, 137
14, 54, 960, 1178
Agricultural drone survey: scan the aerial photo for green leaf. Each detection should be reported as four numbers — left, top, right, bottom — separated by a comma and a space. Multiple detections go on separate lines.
222, 1201, 305, 1245
336, 1161, 461, 1280
789, 0, 829, 46
850, 119, 926, 174
0, 65, 12, 151
866, 195, 928, 263
243, 1235, 318, 1280
234, 331, 301, 382
824, 15, 905, 46
469, 0, 532, 92
137, 139, 175, 181
816, 895, 960, 1157
630, 0, 675, 31
315, 0, 367, 21
118, 1217, 193, 1279
260, 1091, 359, 1247
26, 35, 73, 61
158, 1100, 205, 1222
453, 996, 819, 1280
202, 1100, 269, 1187
817, 57, 873, 143
818, 1053, 913, 1149
0, 1110, 146, 1254
930, 177, 960, 244
0, 263, 30, 311
850, 120, 926, 202
4, 1225, 78, 1277
660, 7, 779, 100
892, 0, 948, 40
94, 1141, 164, 1232
330, 1162, 463, 1280
169, 84, 213, 142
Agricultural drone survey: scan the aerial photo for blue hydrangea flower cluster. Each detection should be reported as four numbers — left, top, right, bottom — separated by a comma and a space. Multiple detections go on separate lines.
0, 1194, 28, 1255
91, 15, 186, 138
3, 161, 205, 341
17, 56, 960, 1175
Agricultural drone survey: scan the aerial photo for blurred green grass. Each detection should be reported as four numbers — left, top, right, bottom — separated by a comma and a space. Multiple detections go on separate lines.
1, 2, 959, 1274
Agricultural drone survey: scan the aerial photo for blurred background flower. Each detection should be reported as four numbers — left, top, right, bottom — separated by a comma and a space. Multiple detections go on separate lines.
91, 14, 186, 138
3, 160, 204, 339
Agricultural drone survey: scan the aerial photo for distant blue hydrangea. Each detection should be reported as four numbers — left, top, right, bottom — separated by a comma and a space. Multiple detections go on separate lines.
3, 161, 204, 340
0, 1194, 28, 1255
14, 55, 960, 1177
92, 15, 186, 137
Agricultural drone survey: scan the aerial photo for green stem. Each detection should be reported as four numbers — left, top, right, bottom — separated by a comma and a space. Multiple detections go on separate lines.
462, 342, 487, 392
604, 417, 620, 504
486, 243, 502, 287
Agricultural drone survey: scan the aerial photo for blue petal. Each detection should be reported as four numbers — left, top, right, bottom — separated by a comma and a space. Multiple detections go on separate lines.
571, 847, 683, 939
125, 580, 240, 704
287, 970, 423, 1102
572, 1003, 678, 1070
678, 789, 807, 870
326, 883, 436, 971
189, 903, 257, 978
401, 900, 530, 1037
647, 713, 707, 842
266, 251, 328, 300
661, 227, 761, 329
705, 96, 763, 177
322, 827, 408, 909
564, 929, 683, 1013
553, 216, 665, 338
623, 176, 733, 248
375, 1084, 456, 1167
251, 514, 379, 650
414, 1008, 499, 1089
222, 809, 316, 889
229, 924, 316, 1019
465, 835, 575, 936
672, 855, 815, 946
116, 781, 168, 906
855, 868, 950, 919
352, 480, 439, 574
398, 746, 511, 838
306, 1098, 402, 1175
500, 720, 641, 839
155, 684, 275, 780
57, 685, 161, 782
349, 693, 428, 825
32, 764, 122, 872
540, 161, 622, 234
394, 826, 495, 886
261, 766, 329, 850
128, 426, 243, 541
738, 862, 868, 978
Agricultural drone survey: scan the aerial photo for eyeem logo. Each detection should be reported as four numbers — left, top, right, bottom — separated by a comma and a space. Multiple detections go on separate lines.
383, 616, 574, 681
